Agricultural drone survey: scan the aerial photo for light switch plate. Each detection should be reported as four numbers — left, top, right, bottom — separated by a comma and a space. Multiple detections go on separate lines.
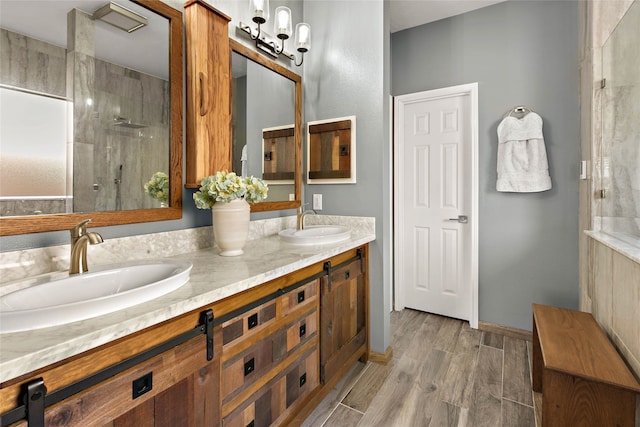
313, 194, 322, 210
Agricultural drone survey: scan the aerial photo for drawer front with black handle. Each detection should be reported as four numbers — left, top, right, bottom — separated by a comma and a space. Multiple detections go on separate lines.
221, 309, 317, 405
221, 300, 277, 349
279, 279, 318, 317
222, 346, 318, 427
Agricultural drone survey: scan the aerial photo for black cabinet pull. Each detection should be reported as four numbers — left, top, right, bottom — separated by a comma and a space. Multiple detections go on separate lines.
297, 290, 305, 303
299, 372, 307, 387
345, 270, 350, 280
248, 313, 258, 330
244, 358, 255, 376
132, 372, 153, 399
299, 324, 306, 338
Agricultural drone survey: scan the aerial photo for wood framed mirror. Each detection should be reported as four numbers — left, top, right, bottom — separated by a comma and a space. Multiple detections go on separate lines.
0, 0, 183, 236
230, 39, 302, 213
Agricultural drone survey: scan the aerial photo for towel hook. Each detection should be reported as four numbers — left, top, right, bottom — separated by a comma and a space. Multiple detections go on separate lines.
504, 105, 533, 119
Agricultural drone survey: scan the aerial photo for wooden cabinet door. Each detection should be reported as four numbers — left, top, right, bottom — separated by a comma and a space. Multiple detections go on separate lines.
32, 331, 222, 427
112, 376, 201, 427
184, 0, 232, 187
320, 257, 367, 384
112, 364, 219, 427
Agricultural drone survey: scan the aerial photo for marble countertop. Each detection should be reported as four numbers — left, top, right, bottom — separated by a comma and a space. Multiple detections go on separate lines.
584, 230, 640, 264
0, 221, 375, 383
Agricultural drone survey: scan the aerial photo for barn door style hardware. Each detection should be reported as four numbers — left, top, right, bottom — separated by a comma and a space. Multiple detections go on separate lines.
1, 309, 214, 427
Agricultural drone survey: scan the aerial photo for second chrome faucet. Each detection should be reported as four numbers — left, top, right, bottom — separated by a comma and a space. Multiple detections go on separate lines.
69, 219, 103, 274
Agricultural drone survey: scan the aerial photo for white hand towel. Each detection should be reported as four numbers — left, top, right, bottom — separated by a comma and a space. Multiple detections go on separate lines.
241, 144, 248, 177
496, 112, 552, 192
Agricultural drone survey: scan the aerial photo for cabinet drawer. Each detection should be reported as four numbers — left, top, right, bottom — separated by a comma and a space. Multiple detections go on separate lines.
222, 346, 318, 427
221, 309, 317, 404
279, 279, 318, 317
222, 299, 277, 348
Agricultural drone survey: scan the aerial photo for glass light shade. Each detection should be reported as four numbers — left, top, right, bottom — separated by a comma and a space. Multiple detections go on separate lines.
250, 0, 269, 24
274, 6, 292, 40
295, 23, 310, 52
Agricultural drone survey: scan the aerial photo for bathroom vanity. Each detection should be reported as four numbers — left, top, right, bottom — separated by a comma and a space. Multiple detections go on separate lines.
0, 225, 374, 427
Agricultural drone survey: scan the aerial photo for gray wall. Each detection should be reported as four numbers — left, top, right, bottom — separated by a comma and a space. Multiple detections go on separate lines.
303, 1, 391, 354
392, 1, 580, 330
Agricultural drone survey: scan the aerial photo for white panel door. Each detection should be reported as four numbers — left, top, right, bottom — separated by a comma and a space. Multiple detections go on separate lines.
395, 87, 475, 321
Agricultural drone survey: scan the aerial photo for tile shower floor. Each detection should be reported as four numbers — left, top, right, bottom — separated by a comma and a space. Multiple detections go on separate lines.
302, 309, 540, 427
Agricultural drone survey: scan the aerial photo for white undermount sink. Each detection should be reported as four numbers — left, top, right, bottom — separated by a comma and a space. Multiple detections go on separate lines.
0, 260, 192, 333
279, 225, 351, 246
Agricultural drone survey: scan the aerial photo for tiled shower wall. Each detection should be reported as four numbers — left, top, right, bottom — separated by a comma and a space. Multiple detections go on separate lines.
68, 9, 170, 213
590, 238, 640, 378
0, 28, 66, 97
84, 57, 170, 212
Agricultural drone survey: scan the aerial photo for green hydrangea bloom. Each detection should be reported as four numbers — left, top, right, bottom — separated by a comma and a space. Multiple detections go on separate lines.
193, 171, 268, 208
144, 172, 169, 203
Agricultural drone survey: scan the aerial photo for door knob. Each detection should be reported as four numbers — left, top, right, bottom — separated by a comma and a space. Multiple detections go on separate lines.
447, 215, 468, 224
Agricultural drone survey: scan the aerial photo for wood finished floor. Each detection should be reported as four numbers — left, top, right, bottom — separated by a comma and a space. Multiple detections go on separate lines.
302, 309, 539, 427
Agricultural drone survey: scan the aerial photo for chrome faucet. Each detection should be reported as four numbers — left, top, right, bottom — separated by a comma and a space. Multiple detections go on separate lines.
296, 206, 316, 230
69, 219, 104, 275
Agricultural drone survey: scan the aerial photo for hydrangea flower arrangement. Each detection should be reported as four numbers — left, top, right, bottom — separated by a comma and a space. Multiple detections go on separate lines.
193, 171, 268, 208
144, 171, 169, 204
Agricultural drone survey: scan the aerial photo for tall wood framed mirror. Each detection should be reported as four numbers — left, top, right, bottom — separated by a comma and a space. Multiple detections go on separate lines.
230, 39, 302, 212
0, 0, 183, 236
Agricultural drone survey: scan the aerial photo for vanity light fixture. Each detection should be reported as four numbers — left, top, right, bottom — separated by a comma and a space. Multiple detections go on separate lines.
92, 2, 148, 33
238, 0, 310, 66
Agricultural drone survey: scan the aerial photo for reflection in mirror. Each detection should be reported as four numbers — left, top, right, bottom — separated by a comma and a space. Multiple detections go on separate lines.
0, 88, 70, 215
0, 0, 183, 235
230, 39, 301, 212
1, 0, 168, 215
231, 51, 295, 203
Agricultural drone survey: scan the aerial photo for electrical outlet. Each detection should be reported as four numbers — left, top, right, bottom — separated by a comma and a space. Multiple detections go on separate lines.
313, 194, 322, 210
289, 194, 295, 201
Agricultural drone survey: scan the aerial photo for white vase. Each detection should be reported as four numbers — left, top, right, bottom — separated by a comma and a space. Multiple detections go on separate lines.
211, 199, 250, 256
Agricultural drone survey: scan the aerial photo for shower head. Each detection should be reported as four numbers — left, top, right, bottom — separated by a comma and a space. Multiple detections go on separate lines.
113, 116, 147, 129
92, 2, 148, 33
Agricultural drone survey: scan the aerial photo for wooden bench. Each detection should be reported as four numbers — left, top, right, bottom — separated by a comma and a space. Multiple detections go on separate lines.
532, 304, 640, 427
